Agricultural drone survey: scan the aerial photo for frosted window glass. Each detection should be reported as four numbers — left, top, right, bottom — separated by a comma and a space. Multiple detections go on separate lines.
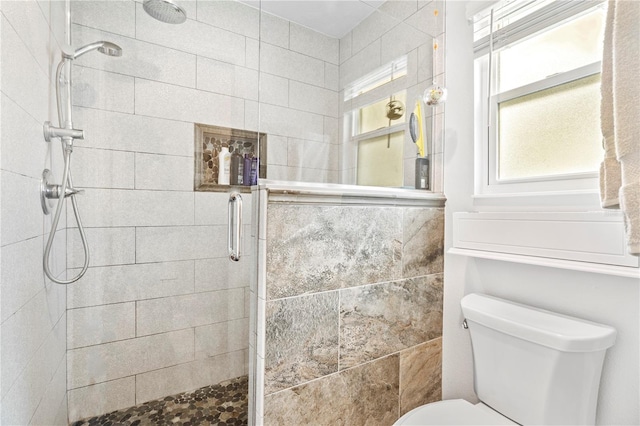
498, 7, 605, 92
357, 132, 404, 187
358, 91, 407, 135
498, 73, 602, 180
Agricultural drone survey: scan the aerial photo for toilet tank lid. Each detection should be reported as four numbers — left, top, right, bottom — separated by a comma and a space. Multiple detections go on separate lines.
461, 293, 617, 352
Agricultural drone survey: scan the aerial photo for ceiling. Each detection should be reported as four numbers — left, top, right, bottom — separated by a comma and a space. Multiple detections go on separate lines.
240, 0, 385, 39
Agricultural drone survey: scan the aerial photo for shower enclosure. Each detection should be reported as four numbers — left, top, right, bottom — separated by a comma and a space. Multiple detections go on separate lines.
1, 0, 445, 424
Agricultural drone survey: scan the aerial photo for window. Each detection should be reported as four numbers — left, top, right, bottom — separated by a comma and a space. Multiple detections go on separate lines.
473, 0, 606, 194
343, 56, 411, 188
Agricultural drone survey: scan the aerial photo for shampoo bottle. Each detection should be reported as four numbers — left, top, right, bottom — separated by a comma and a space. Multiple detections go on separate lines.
218, 147, 231, 185
243, 154, 252, 186
230, 150, 243, 185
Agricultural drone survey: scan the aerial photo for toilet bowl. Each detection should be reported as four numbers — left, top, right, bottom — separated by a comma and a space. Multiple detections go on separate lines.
394, 293, 616, 426
396, 399, 516, 425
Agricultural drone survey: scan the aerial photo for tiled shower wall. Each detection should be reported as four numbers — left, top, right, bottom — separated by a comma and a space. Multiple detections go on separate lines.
253, 197, 445, 424
64, 0, 341, 422
1, 1, 69, 424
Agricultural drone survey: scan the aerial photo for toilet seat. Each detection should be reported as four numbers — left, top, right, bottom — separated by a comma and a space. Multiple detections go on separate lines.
394, 399, 517, 425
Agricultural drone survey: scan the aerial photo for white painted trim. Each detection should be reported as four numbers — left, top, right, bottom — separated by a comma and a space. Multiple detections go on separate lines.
448, 248, 640, 279
452, 211, 640, 268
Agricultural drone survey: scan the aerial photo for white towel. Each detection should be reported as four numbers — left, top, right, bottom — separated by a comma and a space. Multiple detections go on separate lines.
611, 0, 640, 256
599, 0, 621, 208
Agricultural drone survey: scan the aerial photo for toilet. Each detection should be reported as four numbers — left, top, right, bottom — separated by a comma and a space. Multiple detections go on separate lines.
396, 293, 617, 425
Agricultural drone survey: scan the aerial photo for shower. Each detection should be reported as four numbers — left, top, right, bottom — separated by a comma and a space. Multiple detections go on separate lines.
41, 40, 122, 285
143, 0, 187, 24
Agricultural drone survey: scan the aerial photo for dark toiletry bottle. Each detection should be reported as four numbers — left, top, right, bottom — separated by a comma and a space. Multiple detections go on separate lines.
250, 157, 258, 185
415, 156, 429, 190
230, 150, 241, 185
243, 154, 252, 186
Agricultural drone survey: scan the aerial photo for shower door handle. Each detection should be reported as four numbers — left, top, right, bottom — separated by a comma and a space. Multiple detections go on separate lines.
228, 192, 242, 262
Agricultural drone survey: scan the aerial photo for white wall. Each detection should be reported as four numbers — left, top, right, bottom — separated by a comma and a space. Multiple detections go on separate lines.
443, 2, 640, 424
1, 1, 69, 424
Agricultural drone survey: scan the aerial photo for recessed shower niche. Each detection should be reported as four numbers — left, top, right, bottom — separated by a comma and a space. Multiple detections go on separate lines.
194, 123, 267, 191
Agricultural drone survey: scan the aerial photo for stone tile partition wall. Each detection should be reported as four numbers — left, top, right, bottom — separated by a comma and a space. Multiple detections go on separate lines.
64, 0, 345, 422
250, 186, 446, 424
1, 1, 70, 424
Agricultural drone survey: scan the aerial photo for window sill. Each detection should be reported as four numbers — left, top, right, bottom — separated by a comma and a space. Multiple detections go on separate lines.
452, 211, 639, 272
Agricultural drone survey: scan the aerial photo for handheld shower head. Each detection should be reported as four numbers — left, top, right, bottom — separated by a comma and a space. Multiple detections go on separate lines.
143, 0, 187, 24
64, 41, 123, 60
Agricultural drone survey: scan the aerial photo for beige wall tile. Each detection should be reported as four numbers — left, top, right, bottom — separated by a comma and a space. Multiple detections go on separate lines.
68, 377, 136, 423
399, 337, 442, 415
68, 329, 194, 389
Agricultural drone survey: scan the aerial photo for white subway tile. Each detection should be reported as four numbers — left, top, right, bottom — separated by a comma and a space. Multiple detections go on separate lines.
194, 318, 249, 359
0, 311, 66, 425
287, 139, 336, 170
67, 329, 194, 389
68, 227, 135, 269
325, 62, 339, 91
1, 171, 42, 246
72, 107, 193, 157
324, 116, 339, 145
245, 99, 259, 131
72, 65, 135, 114
72, 147, 135, 189
259, 42, 324, 87
258, 104, 324, 142
351, 10, 396, 55
245, 37, 260, 70
289, 23, 339, 65
135, 79, 245, 130
266, 135, 288, 166
135, 225, 226, 263
1, 0, 51, 76
135, 3, 246, 65
72, 24, 197, 88
259, 72, 289, 108
340, 39, 381, 89
288, 80, 338, 117
194, 257, 250, 293
379, 0, 419, 21
70, 189, 194, 227
195, 191, 252, 226
135, 351, 245, 404
136, 288, 245, 336
29, 355, 67, 426
67, 260, 194, 309
135, 153, 193, 191
0, 94, 48, 179
380, 20, 431, 66
418, 41, 434, 84
197, 0, 259, 39
259, 12, 289, 49
1, 15, 49, 122
71, 0, 135, 37
68, 302, 136, 349
197, 57, 259, 101
340, 32, 352, 64
406, 0, 445, 37
67, 377, 135, 423
1, 237, 43, 323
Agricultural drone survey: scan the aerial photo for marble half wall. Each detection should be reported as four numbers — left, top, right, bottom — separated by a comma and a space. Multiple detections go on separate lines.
253, 197, 445, 425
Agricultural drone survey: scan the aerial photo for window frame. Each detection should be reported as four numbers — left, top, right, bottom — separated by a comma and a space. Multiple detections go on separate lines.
474, 2, 605, 197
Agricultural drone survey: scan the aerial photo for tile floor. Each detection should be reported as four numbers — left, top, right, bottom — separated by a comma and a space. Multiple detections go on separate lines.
72, 376, 248, 426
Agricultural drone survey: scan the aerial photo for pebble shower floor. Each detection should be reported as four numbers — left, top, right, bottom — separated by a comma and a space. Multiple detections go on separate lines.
72, 376, 248, 426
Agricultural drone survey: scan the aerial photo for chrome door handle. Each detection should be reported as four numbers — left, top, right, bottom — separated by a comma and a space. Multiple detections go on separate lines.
228, 192, 242, 261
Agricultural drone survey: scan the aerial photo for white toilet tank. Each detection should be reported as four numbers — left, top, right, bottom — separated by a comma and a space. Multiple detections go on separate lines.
461, 293, 616, 425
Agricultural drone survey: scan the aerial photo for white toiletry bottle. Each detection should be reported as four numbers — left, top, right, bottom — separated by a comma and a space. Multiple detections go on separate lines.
218, 147, 231, 185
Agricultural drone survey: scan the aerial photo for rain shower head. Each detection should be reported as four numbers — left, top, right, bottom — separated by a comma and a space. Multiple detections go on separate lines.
143, 0, 187, 24
66, 41, 123, 60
